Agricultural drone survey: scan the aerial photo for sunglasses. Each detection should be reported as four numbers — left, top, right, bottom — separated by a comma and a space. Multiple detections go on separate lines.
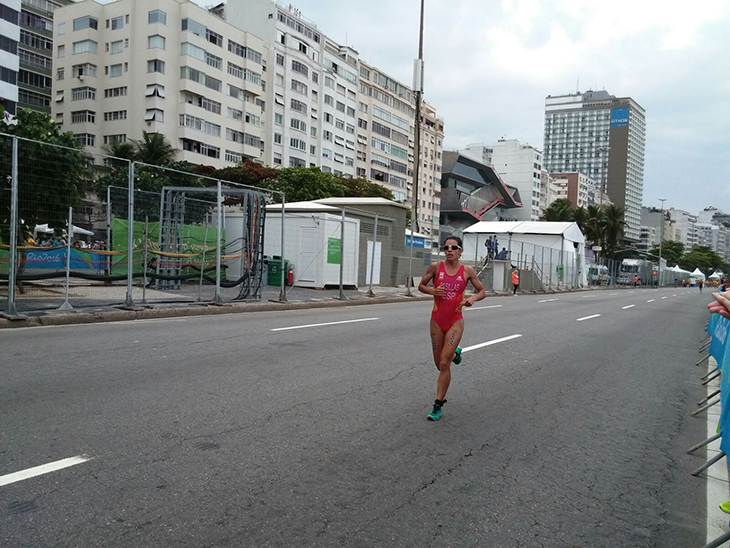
443, 245, 462, 251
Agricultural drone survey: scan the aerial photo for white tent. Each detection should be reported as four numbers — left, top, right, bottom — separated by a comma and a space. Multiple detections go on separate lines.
709, 271, 723, 280
461, 221, 587, 287
690, 268, 706, 281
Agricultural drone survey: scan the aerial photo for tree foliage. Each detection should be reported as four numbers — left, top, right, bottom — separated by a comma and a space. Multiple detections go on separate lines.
648, 240, 685, 266
679, 245, 727, 274
0, 110, 90, 240
540, 198, 573, 222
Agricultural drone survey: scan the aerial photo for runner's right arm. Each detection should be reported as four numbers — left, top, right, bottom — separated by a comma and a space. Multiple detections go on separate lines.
418, 262, 444, 297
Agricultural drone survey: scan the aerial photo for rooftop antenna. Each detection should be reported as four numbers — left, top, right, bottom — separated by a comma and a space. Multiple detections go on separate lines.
576, 76, 580, 93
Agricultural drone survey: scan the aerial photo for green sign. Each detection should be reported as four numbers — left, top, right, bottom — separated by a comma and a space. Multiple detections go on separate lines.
327, 237, 341, 264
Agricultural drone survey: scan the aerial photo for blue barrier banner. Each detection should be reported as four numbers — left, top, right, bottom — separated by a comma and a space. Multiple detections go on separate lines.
708, 313, 719, 336
709, 314, 730, 453
24, 247, 108, 271
710, 314, 729, 362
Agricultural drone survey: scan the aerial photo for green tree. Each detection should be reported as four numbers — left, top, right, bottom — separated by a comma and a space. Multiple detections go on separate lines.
341, 177, 394, 200
679, 245, 726, 274
648, 240, 684, 266
0, 110, 90, 241
132, 131, 178, 165
541, 198, 573, 222
266, 167, 347, 203
570, 206, 588, 233
583, 204, 606, 247
603, 204, 625, 259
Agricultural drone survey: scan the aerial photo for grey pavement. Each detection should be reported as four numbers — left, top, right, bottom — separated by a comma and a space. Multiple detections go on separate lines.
0, 286, 713, 546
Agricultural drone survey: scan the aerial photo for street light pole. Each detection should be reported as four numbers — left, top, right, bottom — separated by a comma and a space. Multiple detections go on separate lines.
659, 198, 667, 287
406, 0, 425, 297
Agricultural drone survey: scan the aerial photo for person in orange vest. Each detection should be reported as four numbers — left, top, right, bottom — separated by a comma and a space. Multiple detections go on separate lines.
511, 268, 520, 296
633, 275, 638, 287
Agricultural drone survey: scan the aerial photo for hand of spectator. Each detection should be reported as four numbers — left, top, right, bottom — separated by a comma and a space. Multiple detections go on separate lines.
708, 292, 730, 319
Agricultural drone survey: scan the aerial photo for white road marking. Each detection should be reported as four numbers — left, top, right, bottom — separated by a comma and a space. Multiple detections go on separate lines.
0, 455, 92, 488
647, 299, 655, 303
610, 293, 619, 296
622, 305, 635, 309
461, 334, 522, 353
662, 296, 667, 300
582, 295, 596, 298
673, 294, 677, 297
271, 317, 378, 331
538, 298, 559, 303
629, 291, 635, 294
706, 357, 728, 544
464, 305, 503, 311
576, 314, 601, 322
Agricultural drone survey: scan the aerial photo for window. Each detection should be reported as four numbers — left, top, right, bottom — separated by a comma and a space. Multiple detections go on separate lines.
104, 110, 127, 121
180, 66, 221, 92
74, 133, 96, 147
228, 84, 244, 99
144, 84, 164, 97
359, 102, 368, 113
297, 41, 307, 54
347, 107, 356, 118
73, 63, 96, 77
275, 73, 284, 86
105, 86, 127, 98
110, 40, 123, 54
324, 113, 333, 123
225, 150, 243, 163
21, 30, 51, 51
290, 117, 306, 132
206, 29, 223, 47
72, 86, 96, 101
336, 101, 345, 113
346, 124, 355, 135
227, 39, 262, 64
291, 60, 308, 77
312, 72, 319, 84
179, 114, 220, 136
325, 76, 334, 89
147, 59, 165, 74
227, 107, 243, 121
145, 108, 164, 122
291, 79, 307, 95
73, 40, 97, 55
148, 35, 165, 49
148, 10, 167, 25
57, 45, 65, 58
274, 133, 282, 144
322, 148, 332, 159
73, 16, 98, 31
104, 134, 126, 145
276, 53, 284, 66
290, 156, 306, 168
324, 94, 334, 106
245, 113, 261, 127
110, 16, 124, 30
182, 139, 220, 159
290, 98, 307, 114
310, 145, 317, 155
57, 67, 64, 80
0, 36, 18, 56
109, 63, 122, 77
310, 126, 317, 138
335, 119, 345, 130
274, 113, 283, 125
198, 96, 221, 114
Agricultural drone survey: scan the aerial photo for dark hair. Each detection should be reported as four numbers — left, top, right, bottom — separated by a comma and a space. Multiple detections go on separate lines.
444, 236, 462, 247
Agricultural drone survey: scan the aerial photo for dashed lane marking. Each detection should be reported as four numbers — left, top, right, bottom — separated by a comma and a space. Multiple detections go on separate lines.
647, 299, 655, 303
271, 317, 379, 331
461, 334, 522, 353
622, 305, 635, 309
464, 305, 503, 311
0, 456, 93, 488
576, 314, 601, 322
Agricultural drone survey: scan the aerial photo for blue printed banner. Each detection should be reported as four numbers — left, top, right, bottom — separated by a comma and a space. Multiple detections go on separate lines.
610, 107, 629, 127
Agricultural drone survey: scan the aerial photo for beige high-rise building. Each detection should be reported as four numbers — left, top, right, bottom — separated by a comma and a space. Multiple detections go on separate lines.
52, 0, 267, 167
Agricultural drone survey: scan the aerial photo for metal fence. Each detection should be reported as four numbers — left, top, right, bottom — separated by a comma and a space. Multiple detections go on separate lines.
1, 134, 281, 315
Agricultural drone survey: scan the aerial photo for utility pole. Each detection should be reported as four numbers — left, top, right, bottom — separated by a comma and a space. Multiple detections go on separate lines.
406, 0, 425, 297
659, 198, 667, 286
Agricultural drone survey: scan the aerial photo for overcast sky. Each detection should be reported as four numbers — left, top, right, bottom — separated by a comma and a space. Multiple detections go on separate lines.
193, 0, 730, 215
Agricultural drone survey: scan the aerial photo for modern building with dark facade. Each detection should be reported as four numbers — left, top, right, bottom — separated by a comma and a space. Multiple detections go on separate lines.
438, 151, 521, 245
543, 90, 646, 241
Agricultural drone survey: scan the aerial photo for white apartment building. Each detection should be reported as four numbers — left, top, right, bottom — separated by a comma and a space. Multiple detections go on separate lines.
550, 172, 596, 209
416, 101, 444, 241
543, 90, 646, 241
52, 0, 267, 168
490, 138, 542, 221
668, 208, 698, 249
0, 0, 20, 115
637, 225, 655, 253
539, 169, 560, 214
458, 142, 493, 166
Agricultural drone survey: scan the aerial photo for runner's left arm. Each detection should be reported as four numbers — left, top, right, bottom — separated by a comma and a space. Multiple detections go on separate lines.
459, 265, 487, 307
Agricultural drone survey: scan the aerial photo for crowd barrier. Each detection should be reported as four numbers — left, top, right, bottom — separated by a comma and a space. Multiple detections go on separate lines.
692, 313, 730, 547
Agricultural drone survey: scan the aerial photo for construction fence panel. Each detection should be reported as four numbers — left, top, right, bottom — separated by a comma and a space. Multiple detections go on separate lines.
0, 134, 12, 314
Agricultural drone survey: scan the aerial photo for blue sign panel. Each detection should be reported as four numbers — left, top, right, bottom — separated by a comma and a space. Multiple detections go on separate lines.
610, 107, 629, 127
406, 235, 425, 248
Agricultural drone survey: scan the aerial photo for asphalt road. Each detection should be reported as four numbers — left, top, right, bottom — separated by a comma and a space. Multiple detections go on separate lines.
0, 286, 713, 547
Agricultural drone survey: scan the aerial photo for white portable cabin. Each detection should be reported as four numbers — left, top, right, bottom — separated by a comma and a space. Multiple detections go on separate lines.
252, 202, 360, 289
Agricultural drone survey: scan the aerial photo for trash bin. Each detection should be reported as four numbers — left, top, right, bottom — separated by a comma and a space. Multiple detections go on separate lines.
268, 256, 289, 286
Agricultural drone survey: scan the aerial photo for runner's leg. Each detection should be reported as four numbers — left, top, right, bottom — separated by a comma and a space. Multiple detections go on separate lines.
437, 319, 464, 401
430, 319, 445, 370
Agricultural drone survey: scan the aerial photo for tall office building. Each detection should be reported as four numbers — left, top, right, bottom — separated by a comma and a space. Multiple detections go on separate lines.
543, 90, 646, 241
52, 0, 267, 167
0, 0, 20, 115
18, 0, 73, 113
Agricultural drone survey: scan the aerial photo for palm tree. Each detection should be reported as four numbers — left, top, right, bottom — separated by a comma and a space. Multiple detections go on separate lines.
583, 204, 606, 246
603, 204, 625, 259
541, 198, 573, 222
133, 131, 177, 165
570, 206, 588, 233
102, 141, 136, 168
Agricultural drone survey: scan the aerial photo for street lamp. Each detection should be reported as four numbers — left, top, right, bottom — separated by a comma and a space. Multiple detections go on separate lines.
597, 146, 610, 206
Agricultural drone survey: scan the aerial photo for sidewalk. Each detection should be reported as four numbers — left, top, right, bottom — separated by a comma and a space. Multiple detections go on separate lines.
0, 282, 636, 330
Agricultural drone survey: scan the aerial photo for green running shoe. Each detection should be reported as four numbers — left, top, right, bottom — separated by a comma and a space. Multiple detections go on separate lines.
427, 400, 445, 421
720, 500, 730, 514
453, 346, 462, 365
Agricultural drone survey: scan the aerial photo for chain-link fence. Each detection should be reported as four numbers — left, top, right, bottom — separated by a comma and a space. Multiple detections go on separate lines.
1, 134, 278, 315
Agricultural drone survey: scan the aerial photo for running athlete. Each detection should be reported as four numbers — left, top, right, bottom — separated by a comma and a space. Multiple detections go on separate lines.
418, 236, 487, 421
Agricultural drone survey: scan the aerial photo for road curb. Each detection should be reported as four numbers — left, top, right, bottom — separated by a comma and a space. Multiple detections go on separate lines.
0, 294, 433, 329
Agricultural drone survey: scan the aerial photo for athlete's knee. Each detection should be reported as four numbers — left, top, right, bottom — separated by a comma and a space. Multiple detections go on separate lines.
438, 358, 451, 372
